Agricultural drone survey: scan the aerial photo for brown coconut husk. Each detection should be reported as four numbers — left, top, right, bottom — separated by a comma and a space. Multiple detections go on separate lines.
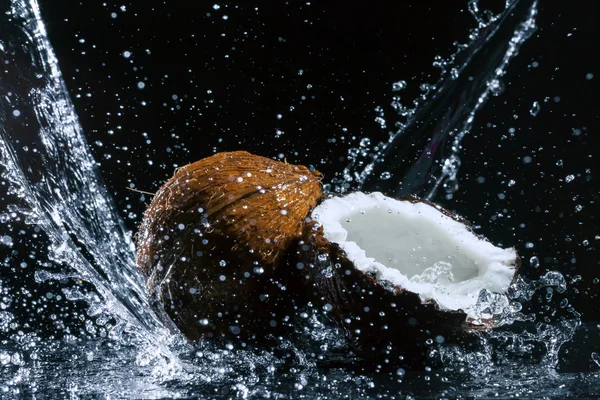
285, 195, 519, 369
136, 151, 322, 342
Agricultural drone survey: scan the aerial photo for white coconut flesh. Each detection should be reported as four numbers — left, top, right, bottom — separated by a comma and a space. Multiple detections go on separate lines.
311, 192, 517, 316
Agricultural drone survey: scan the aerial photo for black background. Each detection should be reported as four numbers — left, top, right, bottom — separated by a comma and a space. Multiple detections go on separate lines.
36, 1, 598, 321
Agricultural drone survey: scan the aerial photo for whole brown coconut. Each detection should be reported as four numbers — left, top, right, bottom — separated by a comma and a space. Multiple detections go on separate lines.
136, 151, 322, 342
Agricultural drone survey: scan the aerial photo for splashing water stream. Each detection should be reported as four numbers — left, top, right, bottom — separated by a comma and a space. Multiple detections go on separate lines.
0, 0, 598, 398
339, 0, 538, 200
0, 0, 164, 337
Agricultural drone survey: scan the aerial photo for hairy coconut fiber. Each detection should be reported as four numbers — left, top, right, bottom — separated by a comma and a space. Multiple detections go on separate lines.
136, 151, 322, 342
287, 195, 518, 369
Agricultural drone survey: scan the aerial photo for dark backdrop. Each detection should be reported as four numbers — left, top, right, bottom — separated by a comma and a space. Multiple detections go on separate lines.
36, 1, 599, 321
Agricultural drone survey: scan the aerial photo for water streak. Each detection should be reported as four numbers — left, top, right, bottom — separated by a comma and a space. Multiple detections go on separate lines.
0, 0, 173, 356
342, 0, 538, 200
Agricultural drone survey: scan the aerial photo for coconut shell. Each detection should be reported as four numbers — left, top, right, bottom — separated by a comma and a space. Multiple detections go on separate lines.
136, 151, 322, 342
286, 196, 517, 369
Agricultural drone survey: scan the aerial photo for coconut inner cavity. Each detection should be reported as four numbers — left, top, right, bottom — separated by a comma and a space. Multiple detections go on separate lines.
312, 192, 517, 313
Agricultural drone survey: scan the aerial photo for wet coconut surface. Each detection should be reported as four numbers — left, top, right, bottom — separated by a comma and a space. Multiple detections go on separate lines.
136, 154, 519, 369
136, 151, 322, 342
289, 194, 519, 368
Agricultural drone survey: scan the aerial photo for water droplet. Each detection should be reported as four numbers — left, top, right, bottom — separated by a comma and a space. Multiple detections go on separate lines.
253, 266, 264, 274
380, 171, 391, 180
487, 78, 504, 95
441, 155, 461, 194
530, 101, 540, 116
530, 256, 539, 268
565, 174, 575, 183
391, 80, 406, 91
359, 138, 371, 147
0, 236, 13, 247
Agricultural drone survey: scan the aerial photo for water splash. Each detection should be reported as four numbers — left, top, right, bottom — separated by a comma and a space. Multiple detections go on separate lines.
335, 0, 538, 200
0, 0, 179, 370
0, 0, 596, 398
432, 269, 581, 378
0, 1, 362, 395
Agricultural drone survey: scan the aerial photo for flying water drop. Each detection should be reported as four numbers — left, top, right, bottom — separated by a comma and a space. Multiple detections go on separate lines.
530, 100, 541, 116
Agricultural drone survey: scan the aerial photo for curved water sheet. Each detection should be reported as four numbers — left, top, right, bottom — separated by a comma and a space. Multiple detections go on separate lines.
339, 0, 538, 200
0, 0, 194, 395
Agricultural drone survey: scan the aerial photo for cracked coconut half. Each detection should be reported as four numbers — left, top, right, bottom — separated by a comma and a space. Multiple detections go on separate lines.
309, 192, 519, 319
